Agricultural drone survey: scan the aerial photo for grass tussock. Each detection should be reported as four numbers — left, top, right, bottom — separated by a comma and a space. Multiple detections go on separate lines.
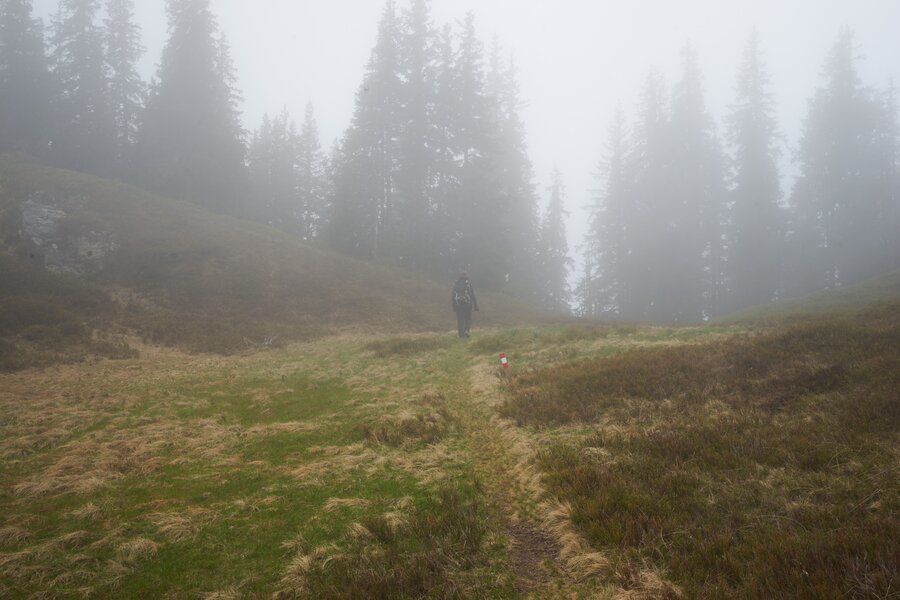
357, 393, 456, 449
276, 488, 491, 600
364, 335, 453, 358
0, 527, 31, 546
502, 305, 900, 598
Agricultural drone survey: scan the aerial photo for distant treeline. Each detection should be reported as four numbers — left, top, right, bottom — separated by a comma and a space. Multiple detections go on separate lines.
1, 1, 897, 321
578, 30, 899, 322
0, 0, 570, 312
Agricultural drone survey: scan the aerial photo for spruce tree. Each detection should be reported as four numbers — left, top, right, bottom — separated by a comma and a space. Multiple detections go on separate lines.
664, 44, 724, 323
328, 0, 401, 258
538, 168, 572, 313
104, 0, 144, 172
626, 69, 671, 321
586, 107, 630, 316
296, 103, 326, 240
489, 44, 541, 300
450, 12, 508, 287
394, 0, 437, 269
788, 28, 894, 292
725, 29, 784, 310
49, 0, 115, 174
136, 0, 245, 212
874, 80, 900, 275
0, 0, 51, 156
248, 109, 298, 231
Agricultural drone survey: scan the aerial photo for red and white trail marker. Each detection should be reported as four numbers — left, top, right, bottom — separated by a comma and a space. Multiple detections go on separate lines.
499, 352, 509, 369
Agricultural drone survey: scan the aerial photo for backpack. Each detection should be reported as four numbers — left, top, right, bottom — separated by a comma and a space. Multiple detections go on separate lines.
454, 281, 473, 309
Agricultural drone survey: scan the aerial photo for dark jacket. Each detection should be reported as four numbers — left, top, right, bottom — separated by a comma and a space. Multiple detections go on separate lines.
451, 278, 478, 313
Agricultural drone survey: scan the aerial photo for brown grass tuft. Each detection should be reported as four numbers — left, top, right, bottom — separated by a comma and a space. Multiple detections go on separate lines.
116, 538, 159, 565
0, 526, 31, 546
70, 502, 104, 521
323, 498, 371, 513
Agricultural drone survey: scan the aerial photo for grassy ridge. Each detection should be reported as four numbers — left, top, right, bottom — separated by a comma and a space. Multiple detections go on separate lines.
499, 302, 900, 598
0, 156, 545, 369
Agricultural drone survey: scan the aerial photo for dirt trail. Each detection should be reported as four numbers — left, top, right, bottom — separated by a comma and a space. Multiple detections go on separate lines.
452, 354, 614, 599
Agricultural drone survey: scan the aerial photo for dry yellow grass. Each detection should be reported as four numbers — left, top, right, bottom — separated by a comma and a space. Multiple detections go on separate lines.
322, 498, 372, 513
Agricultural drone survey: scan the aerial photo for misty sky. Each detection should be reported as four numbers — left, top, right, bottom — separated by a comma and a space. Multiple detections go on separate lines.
34, 0, 900, 264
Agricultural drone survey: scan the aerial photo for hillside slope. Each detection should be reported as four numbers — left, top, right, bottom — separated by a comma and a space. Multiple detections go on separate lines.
718, 268, 900, 324
0, 156, 543, 369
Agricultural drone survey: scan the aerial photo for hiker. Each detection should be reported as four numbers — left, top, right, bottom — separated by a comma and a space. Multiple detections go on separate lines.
452, 272, 478, 338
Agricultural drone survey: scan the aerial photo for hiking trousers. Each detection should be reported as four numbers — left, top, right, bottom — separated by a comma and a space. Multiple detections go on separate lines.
456, 308, 472, 338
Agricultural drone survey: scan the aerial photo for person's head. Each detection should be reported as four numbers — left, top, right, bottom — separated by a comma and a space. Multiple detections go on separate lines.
458, 271, 468, 281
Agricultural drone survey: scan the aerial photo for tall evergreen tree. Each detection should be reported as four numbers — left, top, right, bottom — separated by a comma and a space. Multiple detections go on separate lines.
135, 0, 245, 212
104, 0, 144, 171
875, 80, 900, 274
428, 22, 461, 271
449, 12, 508, 286
585, 107, 630, 315
725, 29, 784, 310
663, 44, 724, 322
247, 109, 298, 231
296, 103, 327, 240
328, 0, 401, 258
0, 0, 51, 156
489, 44, 541, 300
626, 68, 671, 321
393, 0, 437, 268
788, 28, 896, 292
537, 168, 572, 313
49, 0, 115, 174
574, 255, 599, 318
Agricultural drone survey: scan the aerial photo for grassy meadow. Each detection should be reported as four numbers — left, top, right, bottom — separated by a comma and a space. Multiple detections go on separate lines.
1, 268, 898, 597
0, 334, 528, 598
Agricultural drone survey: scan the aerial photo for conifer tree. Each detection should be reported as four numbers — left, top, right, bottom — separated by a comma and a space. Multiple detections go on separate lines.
136, 0, 245, 212
538, 168, 572, 313
725, 29, 784, 310
248, 109, 298, 231
788, 28, 895, 292
104, 0, 143, 171
450, 12, 508, 286
328, 0, 401, 258
49, 0, 115, 174
874, 80, 900, 274
489, 44, 541, 300
664, 44, 725, 322
626, 69, 671, 321
586, 107, 630, 315
574, 256, 599, 318
393, 0, 437, 268
0, 0, 51, 156
296, 103, 327, 240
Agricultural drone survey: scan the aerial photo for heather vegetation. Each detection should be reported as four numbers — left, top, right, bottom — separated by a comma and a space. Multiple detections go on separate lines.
498, 298, 900, 598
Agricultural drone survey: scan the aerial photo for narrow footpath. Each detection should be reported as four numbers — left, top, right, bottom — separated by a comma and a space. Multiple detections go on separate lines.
447, 346, 614, 599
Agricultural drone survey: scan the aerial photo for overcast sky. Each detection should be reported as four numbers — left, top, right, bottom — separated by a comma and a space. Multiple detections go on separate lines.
34, 0, 900, 267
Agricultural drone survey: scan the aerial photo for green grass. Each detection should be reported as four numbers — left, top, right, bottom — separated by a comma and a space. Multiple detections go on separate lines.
0, 333, 518, 599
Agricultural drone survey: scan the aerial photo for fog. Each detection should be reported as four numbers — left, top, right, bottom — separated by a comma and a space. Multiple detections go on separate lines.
10, 0, 897, 321
29, 0, 900, 254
